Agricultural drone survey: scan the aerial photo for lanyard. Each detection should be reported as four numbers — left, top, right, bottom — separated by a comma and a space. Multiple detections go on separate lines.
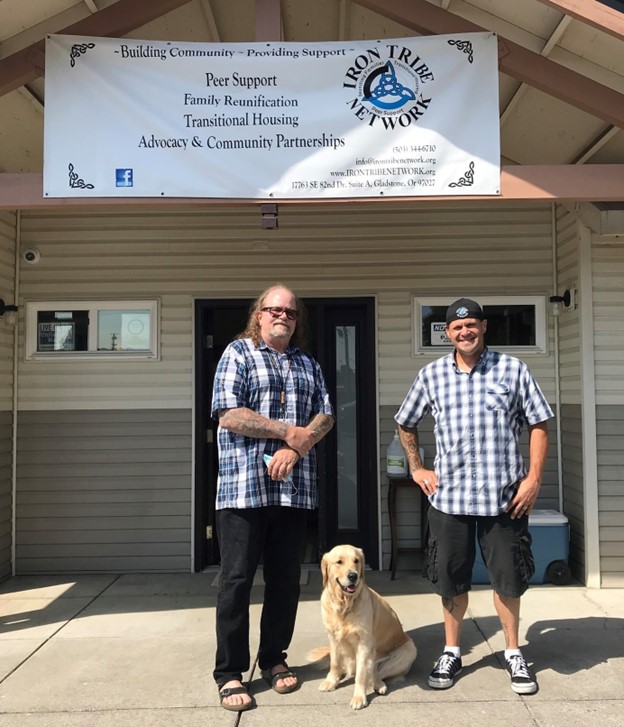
269, 350, 292, 411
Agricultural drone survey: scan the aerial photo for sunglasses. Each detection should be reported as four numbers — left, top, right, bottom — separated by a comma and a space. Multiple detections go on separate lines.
261, 306, 299, 320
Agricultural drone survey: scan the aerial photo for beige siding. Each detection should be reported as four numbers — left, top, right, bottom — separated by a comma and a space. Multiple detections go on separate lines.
16, 410, 191, 574
593, 231, 624, 586
0, 211, 16, 581
0, 211, 16, 410
555, 206, 582, 405
554, 206, 585, 583
19, 203, 557, 408
593, 235, 624, 405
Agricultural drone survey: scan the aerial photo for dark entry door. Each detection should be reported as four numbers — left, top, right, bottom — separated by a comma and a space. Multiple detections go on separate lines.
194, 296, 378, 570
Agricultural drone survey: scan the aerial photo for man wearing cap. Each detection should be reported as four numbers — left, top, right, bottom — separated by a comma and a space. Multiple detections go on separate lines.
395, 298, 553, 695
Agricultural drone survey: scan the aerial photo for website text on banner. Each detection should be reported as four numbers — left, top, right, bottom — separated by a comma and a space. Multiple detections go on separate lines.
43, 33, 500, 199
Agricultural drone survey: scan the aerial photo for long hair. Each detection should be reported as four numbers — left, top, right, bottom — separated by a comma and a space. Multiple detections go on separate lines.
236, 283, 310, 351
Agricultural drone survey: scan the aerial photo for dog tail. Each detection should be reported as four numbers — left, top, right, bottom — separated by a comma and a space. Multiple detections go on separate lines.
306, 646, 330, 664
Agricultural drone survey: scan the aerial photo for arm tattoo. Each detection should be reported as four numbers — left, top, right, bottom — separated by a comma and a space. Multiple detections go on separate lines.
306, 413, 334, 444
219, 408, 288, 440
398, 424, 424, 471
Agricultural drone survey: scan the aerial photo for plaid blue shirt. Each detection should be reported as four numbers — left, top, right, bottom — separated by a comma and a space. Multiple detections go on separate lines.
211, 337, 333, 510
395, 348, 554, 516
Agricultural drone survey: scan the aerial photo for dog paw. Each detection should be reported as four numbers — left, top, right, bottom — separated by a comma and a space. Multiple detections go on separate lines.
350, 695, 368, 710
319, 679, 337, 692
376, 681, 388, 695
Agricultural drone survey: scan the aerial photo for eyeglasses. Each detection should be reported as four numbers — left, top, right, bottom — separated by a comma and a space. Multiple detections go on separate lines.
261, 306, 299, 320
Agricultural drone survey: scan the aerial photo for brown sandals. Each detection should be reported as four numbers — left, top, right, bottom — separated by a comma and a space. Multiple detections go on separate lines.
218, 684, 255, 712
261, 664, 300, 694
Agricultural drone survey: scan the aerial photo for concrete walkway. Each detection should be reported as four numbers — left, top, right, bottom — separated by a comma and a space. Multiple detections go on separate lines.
1, 569, 623, 726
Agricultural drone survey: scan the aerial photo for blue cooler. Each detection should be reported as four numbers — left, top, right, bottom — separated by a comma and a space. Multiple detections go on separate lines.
472, 509, 571, 585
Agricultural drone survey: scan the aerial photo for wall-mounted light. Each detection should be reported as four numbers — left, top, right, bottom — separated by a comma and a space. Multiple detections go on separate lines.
549, 288, 575, 317
0, 299, 18, 327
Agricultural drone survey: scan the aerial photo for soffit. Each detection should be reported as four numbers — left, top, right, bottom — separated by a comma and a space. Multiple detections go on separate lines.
0, 0, 622, 181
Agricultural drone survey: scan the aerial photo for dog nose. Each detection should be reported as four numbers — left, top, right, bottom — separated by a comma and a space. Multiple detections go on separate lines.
347, 571, 358, 583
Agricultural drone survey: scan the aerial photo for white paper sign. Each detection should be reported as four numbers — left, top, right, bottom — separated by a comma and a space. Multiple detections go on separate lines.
431, 322, 451, 345
43, 33, 500, 199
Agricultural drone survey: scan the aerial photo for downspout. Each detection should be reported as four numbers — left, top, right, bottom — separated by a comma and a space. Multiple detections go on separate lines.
551, 203, 563, 512
577, 222, 600, 588
11, 210, 21, 577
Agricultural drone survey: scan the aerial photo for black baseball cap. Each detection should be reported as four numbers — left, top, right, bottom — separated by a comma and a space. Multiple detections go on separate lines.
446, 298, 484, 325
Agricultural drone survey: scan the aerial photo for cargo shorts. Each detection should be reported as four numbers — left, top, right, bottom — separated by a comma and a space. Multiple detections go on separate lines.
425, 505, 535, 598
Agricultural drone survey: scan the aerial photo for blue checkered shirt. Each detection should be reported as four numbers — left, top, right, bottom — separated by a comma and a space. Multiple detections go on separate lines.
211, 337, 333, 510
395, 348, 554, 516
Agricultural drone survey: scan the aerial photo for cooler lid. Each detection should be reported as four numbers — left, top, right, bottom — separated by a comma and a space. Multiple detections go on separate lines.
528, 509, 568, 526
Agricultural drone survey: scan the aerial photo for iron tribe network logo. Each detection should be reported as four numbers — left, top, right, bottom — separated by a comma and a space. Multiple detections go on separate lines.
343, 43, 434, 128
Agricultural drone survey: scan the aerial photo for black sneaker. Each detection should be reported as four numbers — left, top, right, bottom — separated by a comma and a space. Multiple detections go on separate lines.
506, 654, 537, 694
428, 651, 462, 689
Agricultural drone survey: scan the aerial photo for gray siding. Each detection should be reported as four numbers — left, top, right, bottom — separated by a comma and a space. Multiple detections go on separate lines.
16, 410, 192, 574
560, 403, 584, 583
597, 406, 624, 587
0, 412, 12, 581
0, 210, 16, 581
593, 234, 624, 585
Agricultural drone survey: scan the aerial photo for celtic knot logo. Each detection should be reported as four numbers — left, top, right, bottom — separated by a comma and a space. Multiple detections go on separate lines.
449, 161, 475, 188
447, 39, 474, 64
363, 62, 417, 111
68, 163, 94, 190
70, 42, 95, 68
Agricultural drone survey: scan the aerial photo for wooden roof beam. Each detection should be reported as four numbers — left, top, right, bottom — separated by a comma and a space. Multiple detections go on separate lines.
535, 0, 624, 42
255, 0, 282, 41
350, 0, 624, 130
0, 0, 196, 98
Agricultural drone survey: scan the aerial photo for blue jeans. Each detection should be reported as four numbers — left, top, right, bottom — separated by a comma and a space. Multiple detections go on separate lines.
213, 506, 308, 686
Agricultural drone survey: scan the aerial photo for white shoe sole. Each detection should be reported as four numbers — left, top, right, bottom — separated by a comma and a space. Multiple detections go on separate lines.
511, 682, 537, 694
428, 669, 462, 689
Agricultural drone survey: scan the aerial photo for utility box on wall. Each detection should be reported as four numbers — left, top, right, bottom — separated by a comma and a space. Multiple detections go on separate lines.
473, 510, 571, 586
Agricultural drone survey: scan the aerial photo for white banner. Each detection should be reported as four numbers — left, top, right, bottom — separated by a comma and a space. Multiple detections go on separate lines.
43, 33, 500, 199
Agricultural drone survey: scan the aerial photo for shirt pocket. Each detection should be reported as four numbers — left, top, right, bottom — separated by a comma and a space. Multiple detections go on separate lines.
485, 383, 510, 411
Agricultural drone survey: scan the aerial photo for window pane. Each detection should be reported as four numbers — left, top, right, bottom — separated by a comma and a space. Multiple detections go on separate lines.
336, 325, 358, 530
483, 304, 536, 346
421, 306, 449, 347
97, 310, 151, 351
37, 310, 89, 351
421, 303, 537, 348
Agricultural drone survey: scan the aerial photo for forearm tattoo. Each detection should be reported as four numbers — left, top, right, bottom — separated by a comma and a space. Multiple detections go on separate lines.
398, 425, 424, 471
219, 408, 288, 439
307, 413, 334, 443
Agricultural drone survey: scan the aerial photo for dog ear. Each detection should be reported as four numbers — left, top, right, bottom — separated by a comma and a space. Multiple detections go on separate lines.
355, 547, 365, 577
321, 552, 329, 589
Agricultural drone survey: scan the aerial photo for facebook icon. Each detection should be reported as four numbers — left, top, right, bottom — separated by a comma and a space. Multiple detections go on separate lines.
116, 169, 134, 187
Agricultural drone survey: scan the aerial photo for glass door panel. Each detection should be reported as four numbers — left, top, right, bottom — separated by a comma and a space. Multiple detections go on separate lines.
336, 325, 358, 530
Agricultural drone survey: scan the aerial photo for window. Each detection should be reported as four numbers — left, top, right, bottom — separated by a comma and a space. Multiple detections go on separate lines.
26, 300, 159, 359
413, 296, 547, 355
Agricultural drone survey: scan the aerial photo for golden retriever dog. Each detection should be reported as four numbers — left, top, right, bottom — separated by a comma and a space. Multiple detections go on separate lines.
308, 544, 416, 710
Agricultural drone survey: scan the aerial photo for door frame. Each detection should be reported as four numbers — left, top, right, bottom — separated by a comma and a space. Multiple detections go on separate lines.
193, 295, 379, 571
